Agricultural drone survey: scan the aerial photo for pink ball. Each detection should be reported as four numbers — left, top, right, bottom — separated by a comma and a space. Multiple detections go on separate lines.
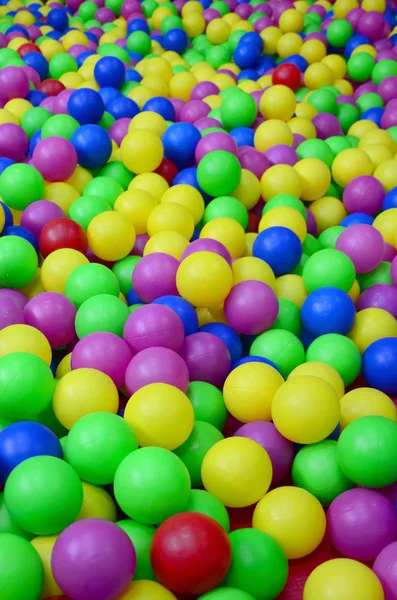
264, 144, 298, 166
335, 224, 384, 274
180, 100, 210, 124
109, 118, 131, 146
238, 146, 270, 178
357, 11, 385, 41
0, 289, 27, 310
0, 123, 28, 161
179, 331, 231, 388
0, 66, 29, 102
374, 542, 397, 600
24, 292, 76, 348
342, 175, 384, 215
131, 234, 149, 257
123, 304, 185, 353
169, 97, 185, 120
53, 89, 74, 115
195, 132, 238, 162
21, 200, 66, 238
132, 253, 178, 302
180, 238, 232, 265
0, 296, 24, 330
71, 332, 133, 388
224, 281, 279, 336
356, 284, 397, 319
191, 82, 219, 101
32, 136, 77, 182
125, 347, 189, 395
391, 255, 397, 286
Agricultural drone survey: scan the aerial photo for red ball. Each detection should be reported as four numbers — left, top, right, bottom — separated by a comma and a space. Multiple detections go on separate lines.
272, 63, 302, 91
155, 158, 179, 184
37, 79, 65, 96
151, 512, 231, 595
18, 43, 42, 57
39, 218, 88, 257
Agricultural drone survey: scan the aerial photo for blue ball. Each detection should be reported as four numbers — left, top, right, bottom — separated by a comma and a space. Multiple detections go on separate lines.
153, 295, 199, 336
229, 126, 254, 147
26, 90, 47, 106
360, 107, 384, 126
71, 125, 112, 169
345, 34, 370, 58
0, 158, 15, 175
127, 287, 142, 306
299, 329, 316, 351
383, 186, 397, 210
107, 96, 140, 120
126, 68, 142, 82
256, 55, 276, 76
362, 337, 397, 394
98, 86, 121, 109
0, 201, 13, 227
94, 56, 126, 89
0, 421, 62, 484
23, 52, 48, 81
163, 28, 188, 53
162, 122, 201, 169
127, 18, 150, 34
253, 226, 302, 276
237, 69, 259, 81
68, 88, 105, 125
47, 8, 69, 31
200, 322, 243, 364
47, 30, 62, 40
2, 226, 39, 253
143, 96, 176, 121
233, 42, 261, 69
76, 51, 95, 68
232, 355, 281, 372
28, 129, 42, 156
340, 213, 374, 227
283, 54, 308, 72
173, 166, 200, 187
240, 32, 264, 52
301, 287, 356, 337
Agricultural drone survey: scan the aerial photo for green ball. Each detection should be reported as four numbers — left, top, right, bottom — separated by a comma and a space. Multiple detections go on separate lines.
306, 333, 361, 385
0, 353, 53, 422
83, 176, 123, 208
357, 261, 392, 290
347, 52, 375, 82
0, 493, 33, 539
356, 92, 384, 114
337, 416, 397, 487
20, 107, 51, 139
4, 456, 83, 535
262, 194, 307, 220
32, 400, 68, 439
78, 0, 97, 21
112, 256, 141, 297
99, 111, 115, 131
114, 447, 191, 525
204, 196, 248, 229
0, 237, 38, 288
99, 161, 134, 190
326, 19, 353, 47
187, 381, 227, 430
75, 294, 129, 338
292, 254, 309, 276
41, 114, 79, 140
292, 440, 354, 506
197, 150, 242, 197
174, 421, 224, 487
185, 489, 230, 531
183, 50, 204, 67
326, 181, 343, 198
65, 263, 120, 308
211, 0, 229, 15
303, 248, 355, 292
193, 34, 213, 52
270, 298, 301, 336
160, 15, 183, 34
69, 194, 112, 231
105, 0, 123, 15
387, 125, 397, 144
49, 52, 78, 79
228, 31, 244, 52
303, 233, 320, 256
199, 590, 255, 600
326, 135, 351, 155
0, 533, 44, 600
0, 164, 44, 210
66, 412, 138, 485
372, 59, 397, 85
117, 519, 156, 580
127, 31, 152, 56
220, 90, 257, 129
142, 0, 158, 17
296, 139, 334, 167
205, 46, 231, 69
337, 103, 360, 134
317, 226, 345, 249
295, 87, 309, 101
250, 329, 305, 378
307, 89, 338, 114
97, 43, 130, 64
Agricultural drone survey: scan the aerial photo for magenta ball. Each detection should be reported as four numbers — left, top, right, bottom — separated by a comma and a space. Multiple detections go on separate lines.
195, 117, 222, 132
0, 66, 29, 102
132, 253, 178, 302
20, 200, 66, 239
0, 289, 28, 310
346, 7, 364, 26
24, 292, 76, 348
180, 100, 210, 124
109, 117, 130, 146
356, 284, 397, 319
390, 256, 397, 286
383, 242, 397, 262
327, 488, 397, 562
264, 144, 298, 166
52, 519, 136, 600
234, 420, 293, 483
191, 82, 219, 101
0, 296, 24, 330
195, 132, 238, 162
357, 11, 385, 41
0, 123, 28, 161
169, 97, 185, 120
180, 238, 232, 265
131, 233, 149, 257
71, 332, 132, 388
306, 208, 317, 236
335, 224, 384, 274
32, 136, 77, 182
180, 331, 231, 388
125, 346, 189, 394
374, 542, 397, 600
123, 303, 184, 353
312, 113, 342, 139
224, 281, 279, 336
238, 146, 270, 178
378, 77, 397, 103
342, 175, 384, 215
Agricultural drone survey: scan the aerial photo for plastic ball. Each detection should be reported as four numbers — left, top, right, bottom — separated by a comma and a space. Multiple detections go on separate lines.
180, 331, 231, 388
187, 381, 227, 430
224, 279, 278, 335
88, 211, 136, 261
70, 124, 112, 169
176, 251, 232, 308
304, 559, 384, 600
301, 287, 356, 336
75, 294, 129, 339
24, 292, 76, 349
65, 263, 119, 308
94, 56, 125, 89
373, 542, 397, 600
0, 236, 38, 288
332, 148, 373, 187
197, 150, 242, 196
124, 304, 185, 354
340, 387, 397, 430
249, 329, 305, 378
131, 253, 179, 302
0, 163, 44, 210
260, 165, 302, 201
0, 533, 44, 600
336, 223, 384, 274
260, 85, 296, 122
121, 129, 164, 174
272, 62, 301, 90
306, 333, 361, 385
348, 307, 397, 354
67, 88, 104, 125
303, 248, 356, 292
253, 227, 302, 276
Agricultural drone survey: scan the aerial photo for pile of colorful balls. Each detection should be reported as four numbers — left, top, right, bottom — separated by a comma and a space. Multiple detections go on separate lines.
2, 0, 397, 598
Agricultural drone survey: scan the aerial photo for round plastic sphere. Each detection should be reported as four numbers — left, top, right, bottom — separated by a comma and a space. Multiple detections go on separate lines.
131, 253, 179, 303
114, 447, 191, 525
349, 308, 397, 354
335, 224, 384, 274
147, 203, 194, 240
201, 437, 272, 508
39, 217, 88, 258
24, 292, 76, 350
185, 489, 230, 532
116, 519, 155, 581
199, 590, 256, 600
67, 89, 104, 125
272, 62, 301, 91
65, 263, 119, 308
340, 387, 397, 430
203, 197, 248, 230
94, 56, 125, 89
75, 294, 129, 339
304, 559, 384, 600
71, 124, 112, 170
65, 412, 138, 485
363, 337, 397, 394
0, 164, 42, 211
253, 486, 326, 559
199, 323, 242, 365
303, 249, 356, 292
121, 130, 164, 174
249, 329, 305, 379
0, 296, 24, 331
224, 280, 279, 336
219, 90, 257, 129
187, 381, 227, 431
123, 304, 184, 353
0, 533, 44, 600
306, 333, 361, 386
162, 123, 201, 171
301, 287, 356, 336
260, 166, 302, 202
252, 226, 302, 276
328, 488, 397, 561
374, 541, 397, 600
88, 212, 136, 262
152, 296, 198, 337
52, 519, 136, 600
32, 137, 77, 183
197, 150, 242, 197
176, 251, 232, 309
332, 148, 373, 188
4, 456, 82, 536
0, 236, 38, 288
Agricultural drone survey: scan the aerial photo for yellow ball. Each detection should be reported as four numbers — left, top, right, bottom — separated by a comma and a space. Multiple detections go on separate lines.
243, 232, 257, 257
254, 119, 293, 152
206, 18, 231, 44
4, 98, 31, 122
362, 0, 386, 10
260, 26, 283, 55
288, 361, 345, 399
334, 0, 359, 17
299, 39, 327, 64
161, 184, 205, 225
0, 109, 18, 125
116, 580, 178, 600
348, 119, 378, 138
53, 368, 118, 430
253, 486, 326, 559
348, 307, 397, 353
223, 362, 284, 423
363, 144, 393, 169
55, 352, 72, 379
232, 256, 276, 288
260, 165, 302, 201
129, 111, 167, 137
182, 1, 203, 15
303, 559, 384, 600
141, 76, 169, 98
0, 324, 51, 365
295, 158, 331, 201
260, 85, 296, 121
114, 190, 158, 235
60, 72, 84, 89
144, 230, 189, 259
176, 251, 233, 308
183, 12, 206, 36
203, 94, 222, 109
374, 158, 397, 191
322, 54, 347, 79
121, 130, 164, 174
130, 172, 169, 201
288, 116, 316, 139
18, 268, 44, 299
279, 8, 304, 32
359, 128, 396, 152
30, 536, 61, 598
348, 279, 361, 302
66, 165, 92, 194
44, 182, 79, 214
373, 208, 397, 245
340, 387, 397, 430
259, 206, 307, 242
231, 169, 261, 210
201, 436, 273, 508
62, 30, 89, 50
40, 39, 63, 60
87, 212, 136, 261
128, 86, 154, 109
304, 62, 334, 89
271, 375, 340, 443
211, 73, 236, 91
276, 274, 307, 307
124, 383, 194, 450
77, 482, 117, 521
309, 196, 347, 234
277, 32, 303, 59
147, 203, 194, 239
331, 148, 373, 187
169, 71, 197, 101
334, 78, 353, 95
41, 249, 89, 294
200, 217, 246, 259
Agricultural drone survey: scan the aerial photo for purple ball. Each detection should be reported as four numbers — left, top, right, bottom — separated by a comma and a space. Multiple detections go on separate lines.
52, 519, 136, 600
125, 346, 189, 394
383, 242, 397, 262
378, 77, 397, 103
195, 132, 238, 162
132, 253, 178, 302
109, 117, 131, 146
0, 289, 28, 310
53, 89, 74, 115
234, 421, 293, 483
180, 238, 232, 265
264, 144, 298, 166
335, 224, 384, 274
346, 7, 364, 27
328, 488, 397, 561
123, 303, 185, 353
191, 82, 219, 101
390, 256, 397, 286
342, 175, 384, 215
95, 6, 115, 22
306, 208, 317, 236
21, 201, 65, 239
169, 97, 185, 120
312, 113, 342, 139
381, 109, 397, 129
130, 233, 149, 257
357, 11, 386, 41
356, 284, 397, 319
24, 292, 76, 348
0, 296, 24, 330
32, 136, 77, 182
0, 123, 28, 161
40, 96, 56, 113
0, 66, 29, 102
224, 281, 279, 336
203, 7, 220, 22
71, 332, 133, 388
180, 331, 231, 388
373, 541, 397, 600
238, 146, 270, 178
195, 117, 222, 132
180, 100, 210, 124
